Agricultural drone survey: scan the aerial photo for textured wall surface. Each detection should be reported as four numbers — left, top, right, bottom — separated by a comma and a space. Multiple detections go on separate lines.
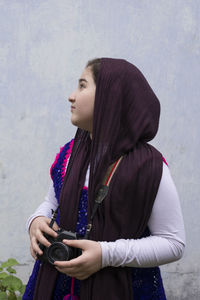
0, 0, 199, 299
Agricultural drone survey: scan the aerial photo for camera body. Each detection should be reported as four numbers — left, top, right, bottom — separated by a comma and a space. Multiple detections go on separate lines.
37, 228, 82, 265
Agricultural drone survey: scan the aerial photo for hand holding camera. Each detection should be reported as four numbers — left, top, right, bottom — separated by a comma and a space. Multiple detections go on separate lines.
54, 239, 102, 280
37, 228, 82, 264
29, 207, 102, 279
29, 216, 59, 260
30, 208, 82, 265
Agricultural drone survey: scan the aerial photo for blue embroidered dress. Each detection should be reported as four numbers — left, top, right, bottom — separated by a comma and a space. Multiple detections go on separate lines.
23, 140, 167, 300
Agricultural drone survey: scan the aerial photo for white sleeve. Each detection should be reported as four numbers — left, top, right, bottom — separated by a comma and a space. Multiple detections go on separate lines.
99, 162, 186, 268
26, 152, 72, 232
25, 182, 58, 232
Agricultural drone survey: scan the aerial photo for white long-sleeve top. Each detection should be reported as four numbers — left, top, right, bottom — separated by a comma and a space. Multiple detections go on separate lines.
26, 162, 185, 268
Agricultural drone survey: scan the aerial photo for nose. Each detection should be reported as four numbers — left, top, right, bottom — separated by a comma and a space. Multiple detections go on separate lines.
68, 90, 76, 103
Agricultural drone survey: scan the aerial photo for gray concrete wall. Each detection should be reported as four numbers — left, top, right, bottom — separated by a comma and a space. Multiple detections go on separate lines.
0, 1, 199, 298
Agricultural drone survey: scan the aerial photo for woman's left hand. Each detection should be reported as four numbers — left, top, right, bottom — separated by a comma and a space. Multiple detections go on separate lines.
54, 239, 102, 280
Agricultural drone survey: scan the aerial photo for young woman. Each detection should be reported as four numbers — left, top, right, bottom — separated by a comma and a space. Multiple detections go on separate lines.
23, 58, 185, 300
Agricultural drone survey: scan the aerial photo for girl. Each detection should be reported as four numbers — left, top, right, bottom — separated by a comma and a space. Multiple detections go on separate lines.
23, 58, 185, 300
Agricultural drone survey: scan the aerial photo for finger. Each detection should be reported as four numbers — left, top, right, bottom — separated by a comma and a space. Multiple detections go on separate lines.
41, 224, 58, 238
52, 222, 59, 231
31, 237, 44, 255
54, 260, 73, 268
62, 239, 88, 250
30, 245, 37, 260
34, 230, 51, 248
54, 254, 85, 268
45, 217, 59, 232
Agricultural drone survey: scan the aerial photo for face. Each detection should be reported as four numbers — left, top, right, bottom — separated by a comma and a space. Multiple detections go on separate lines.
68, 67, 96, 133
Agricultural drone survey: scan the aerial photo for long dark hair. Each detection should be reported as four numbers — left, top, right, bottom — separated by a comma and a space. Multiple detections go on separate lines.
86, 58, 101, 84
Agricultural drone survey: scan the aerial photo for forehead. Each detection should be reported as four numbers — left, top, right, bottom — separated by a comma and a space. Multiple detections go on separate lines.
80, 67, 94, 83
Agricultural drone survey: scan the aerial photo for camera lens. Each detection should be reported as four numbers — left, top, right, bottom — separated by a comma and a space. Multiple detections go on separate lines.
47, 242, 73, 264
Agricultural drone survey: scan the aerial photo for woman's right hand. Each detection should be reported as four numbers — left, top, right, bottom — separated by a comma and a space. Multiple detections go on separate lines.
29, 216, 59, 260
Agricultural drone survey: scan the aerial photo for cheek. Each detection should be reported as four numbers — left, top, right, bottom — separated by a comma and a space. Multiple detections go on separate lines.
79, 104, 93, 118
88, 94, 95, 115
81, 97, 95, 117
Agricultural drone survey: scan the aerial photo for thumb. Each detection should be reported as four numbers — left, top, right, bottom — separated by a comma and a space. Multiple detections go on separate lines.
62, 239, 88, 250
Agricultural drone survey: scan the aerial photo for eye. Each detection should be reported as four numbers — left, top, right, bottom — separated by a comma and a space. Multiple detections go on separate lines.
79, 82, 86, 89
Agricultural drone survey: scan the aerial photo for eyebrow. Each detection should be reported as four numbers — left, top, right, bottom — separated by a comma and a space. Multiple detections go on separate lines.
79, 78, 88, 83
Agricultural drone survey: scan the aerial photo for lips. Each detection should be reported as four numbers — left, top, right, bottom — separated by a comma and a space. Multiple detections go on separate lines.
71, 106, 75, 111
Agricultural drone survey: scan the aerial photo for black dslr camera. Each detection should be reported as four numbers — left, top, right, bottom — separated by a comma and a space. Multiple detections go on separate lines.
37, 207, 82, 265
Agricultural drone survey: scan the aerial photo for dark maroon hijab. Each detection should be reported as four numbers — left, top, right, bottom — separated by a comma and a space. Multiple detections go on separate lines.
34, 58, 163, 300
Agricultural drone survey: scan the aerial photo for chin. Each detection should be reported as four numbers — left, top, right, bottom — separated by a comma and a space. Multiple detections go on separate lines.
71, 117, 78, 126
71, 118, 91, 132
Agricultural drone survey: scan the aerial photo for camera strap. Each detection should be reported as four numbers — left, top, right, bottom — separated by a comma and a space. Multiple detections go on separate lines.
84, 156, 123, 239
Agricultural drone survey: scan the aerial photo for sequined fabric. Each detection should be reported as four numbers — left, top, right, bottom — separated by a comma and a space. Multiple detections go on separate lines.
132, 267, 166, 299
50, 140, 74, 226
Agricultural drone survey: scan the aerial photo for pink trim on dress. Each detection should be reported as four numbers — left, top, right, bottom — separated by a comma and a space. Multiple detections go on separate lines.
61, 140, 74, 179
82, 186, 88, 191
50, 140, 74, 179
162, 156, 168, 166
